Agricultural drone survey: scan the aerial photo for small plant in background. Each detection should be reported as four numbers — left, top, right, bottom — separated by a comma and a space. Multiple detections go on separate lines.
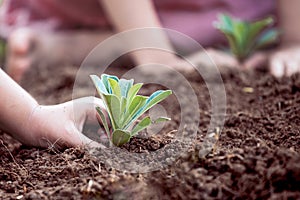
90, 74, 172, 146
214, 13, 280, 62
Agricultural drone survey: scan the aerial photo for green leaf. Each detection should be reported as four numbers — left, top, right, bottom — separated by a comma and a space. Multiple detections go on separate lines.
153, 116, 171, 123
119, 96, 127, 127
226, 16, 250, 60
101, 74, 111, 93
102, 94, 121, 129
255, 28, 279, 49
131, 116, 151, 136
120, 96, 127, 114
96, 106, 111, 140
128, 95, 148, 115
119, 79, 133, 98
215, 15, 242, 59
112, 129, 131, 146
108, 78, 121, 98
224, 33, 240, 59
126, 83, 143, 107
233, 21, 249, 53
139, 90, 172, 115
248, 16, 274, 42
127, 90, 172, 128
90, 75, 108, 94
215, 14, 234, 33
101, 74, 119, 94
123, 95, 148, 128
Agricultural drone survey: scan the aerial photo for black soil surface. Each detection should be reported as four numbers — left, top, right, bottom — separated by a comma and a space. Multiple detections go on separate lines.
1, 64, 300, 199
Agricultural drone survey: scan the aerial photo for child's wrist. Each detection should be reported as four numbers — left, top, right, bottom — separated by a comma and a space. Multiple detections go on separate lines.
22, 104, 44, 146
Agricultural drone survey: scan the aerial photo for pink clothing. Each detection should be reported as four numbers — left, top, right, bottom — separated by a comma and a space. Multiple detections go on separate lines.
0, 0, 276, 47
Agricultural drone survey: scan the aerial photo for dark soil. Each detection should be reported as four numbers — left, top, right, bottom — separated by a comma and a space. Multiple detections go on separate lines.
1, 63, 300, 199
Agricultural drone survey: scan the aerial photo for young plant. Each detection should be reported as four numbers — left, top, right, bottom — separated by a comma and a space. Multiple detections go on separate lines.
0, 39, 6, 65
214, 13, 279, 62
90, 74, 172, 146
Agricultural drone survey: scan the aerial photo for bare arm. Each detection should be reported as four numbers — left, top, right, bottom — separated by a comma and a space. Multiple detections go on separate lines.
0, 68, 38, 144
267, 0, 300, 77
101, 0, 162, 30
100, 0, 178, 66
278, 0, 300, 44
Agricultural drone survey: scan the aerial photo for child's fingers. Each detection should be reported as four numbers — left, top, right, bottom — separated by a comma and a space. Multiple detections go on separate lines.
270, 57, 285, 77
69, 125, 106, 149
285, 60, 299, 76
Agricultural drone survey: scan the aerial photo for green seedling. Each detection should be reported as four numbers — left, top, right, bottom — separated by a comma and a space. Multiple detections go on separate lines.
214, 13, 279, 62
0, 39, 6, 65
90, 74, 172, 146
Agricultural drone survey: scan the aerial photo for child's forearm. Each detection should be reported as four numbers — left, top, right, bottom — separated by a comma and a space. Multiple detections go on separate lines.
0, 69, 39, 143
100, 0, 176, 64
101, 0, 161, 31
278, 0, 300, 44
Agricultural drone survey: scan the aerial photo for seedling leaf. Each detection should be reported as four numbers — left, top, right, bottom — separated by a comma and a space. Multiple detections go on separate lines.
131, 116, 151, 136
108, 78, 121, 98
96, 106, 111, 140
139, 90, 172, 114
119, 79, 133, 98
90, 75, 108, 94
154, 116, 171, 123
123, 95, 148, 128
112, 129, 131, 146
256, 28, 279, 49
248, 16, 274, 42
127, 83, 143, 107
102, 94, 121, 129
101, 74, 119, 93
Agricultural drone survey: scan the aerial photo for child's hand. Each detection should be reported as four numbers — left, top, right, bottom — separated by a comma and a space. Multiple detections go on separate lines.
197, 47, 300, 78
268, 45, 300, 77
242, 45, 300, 77
24, 97, 106, 149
